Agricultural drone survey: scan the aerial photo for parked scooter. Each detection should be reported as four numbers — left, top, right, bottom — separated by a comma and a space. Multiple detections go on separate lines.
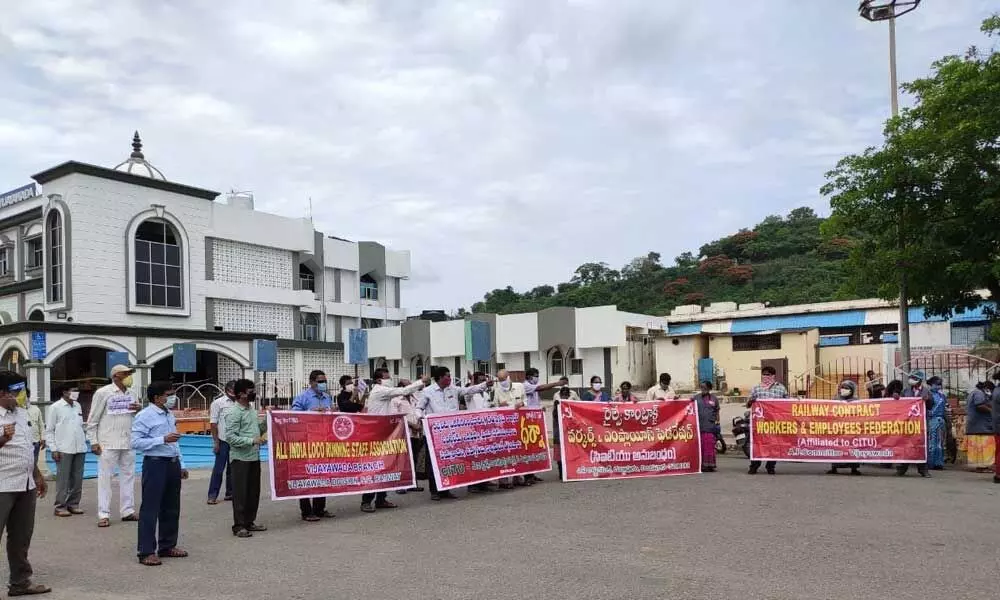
732, 411, 751, 458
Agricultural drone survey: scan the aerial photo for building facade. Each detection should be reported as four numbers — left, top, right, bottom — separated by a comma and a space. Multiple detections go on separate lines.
0, 133, 412, 409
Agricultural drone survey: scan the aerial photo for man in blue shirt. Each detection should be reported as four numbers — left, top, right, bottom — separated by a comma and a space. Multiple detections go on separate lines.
291, 370, 335, 522
131, 381, 189, 566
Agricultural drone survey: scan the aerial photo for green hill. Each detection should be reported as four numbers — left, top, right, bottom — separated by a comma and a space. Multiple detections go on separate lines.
468, 207, 872, 316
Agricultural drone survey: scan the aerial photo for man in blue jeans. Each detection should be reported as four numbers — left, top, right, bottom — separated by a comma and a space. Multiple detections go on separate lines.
207, 381, 236, 505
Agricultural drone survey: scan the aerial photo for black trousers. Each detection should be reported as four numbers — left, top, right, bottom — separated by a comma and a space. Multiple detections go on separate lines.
896, 463, 928, 475
299, 497, 326, 518
748, 428, 776, 472
361, 492, 387, 504
138, 457, 182, 558
0, 490, 36, 589
230, 460, 261, 532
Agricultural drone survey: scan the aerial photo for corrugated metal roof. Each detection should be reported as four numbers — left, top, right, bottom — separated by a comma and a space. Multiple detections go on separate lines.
667, 322, 702, 335
730, 310, 866, 334
907, 302, 994, 323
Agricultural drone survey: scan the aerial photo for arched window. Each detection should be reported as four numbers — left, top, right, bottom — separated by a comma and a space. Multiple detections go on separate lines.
360, 274, 378, 300
47, 211, 63, 302
134, 219, 183, 308
28, 310, 44, 322
550, 348, 563, 376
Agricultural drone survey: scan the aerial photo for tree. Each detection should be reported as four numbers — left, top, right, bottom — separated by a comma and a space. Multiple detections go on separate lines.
823, 15, 1000, 318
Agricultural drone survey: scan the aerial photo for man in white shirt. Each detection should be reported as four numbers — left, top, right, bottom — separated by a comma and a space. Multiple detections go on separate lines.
518, 367, 568, 484
86, 364, 142, 527
361, 368, 428, 512
21, 387, 44, 468
46, 384, 88, 517
463, 371, 498, 494
646, 372, 679, 401
0, 371, 51, 597
492, 369, 526, 489
207, 380, 237, 505
417, 366, 492, 501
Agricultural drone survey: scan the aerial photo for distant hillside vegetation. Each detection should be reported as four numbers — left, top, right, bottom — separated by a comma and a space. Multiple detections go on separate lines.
467, 207, 873, 316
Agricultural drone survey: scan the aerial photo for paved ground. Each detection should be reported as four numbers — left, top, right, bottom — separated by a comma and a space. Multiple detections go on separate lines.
10, 457, 1000, 600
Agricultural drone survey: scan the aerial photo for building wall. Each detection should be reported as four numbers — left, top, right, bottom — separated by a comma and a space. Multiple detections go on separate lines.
429, 320, 465, 358
576, 305, 623, 348
210, 239, 293, 289
367, 325, 402, 360
0, 294, 18, 323
496, 313, 538, 354
910, 321, 951, 348
654, 337, 701, 391
709, 330, 818, 395
211, 299, 294, 339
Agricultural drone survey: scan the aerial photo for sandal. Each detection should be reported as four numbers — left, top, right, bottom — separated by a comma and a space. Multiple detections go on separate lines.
54, 508, 72, 517
97, 518, 110, 528
234, 529, 253, 538
8, 582, 53, 595
159, 548, 188, 558
121, 514, 139, 522
139, 555, 162, 566
206, 499, 219, 505
303, 515, 321, 522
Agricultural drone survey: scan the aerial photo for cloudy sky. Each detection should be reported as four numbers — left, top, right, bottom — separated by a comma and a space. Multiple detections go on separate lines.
0, 0, 995, 312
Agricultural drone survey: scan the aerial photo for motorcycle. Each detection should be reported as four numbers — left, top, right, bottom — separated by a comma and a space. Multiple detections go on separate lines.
732, 411, 751, 458
712, 424, 727, 454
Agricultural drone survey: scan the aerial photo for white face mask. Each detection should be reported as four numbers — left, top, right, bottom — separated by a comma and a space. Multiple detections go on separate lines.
499, 379, 511, 390
908, 378, 920, 386
345, 384, 354, 393
592, 383, 603, 391
68, 391, 80, 401
380, 378, 393, 386
839, 388, 852, 398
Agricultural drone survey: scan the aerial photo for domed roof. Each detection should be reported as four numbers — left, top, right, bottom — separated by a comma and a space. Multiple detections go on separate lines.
113, 131, 166, 180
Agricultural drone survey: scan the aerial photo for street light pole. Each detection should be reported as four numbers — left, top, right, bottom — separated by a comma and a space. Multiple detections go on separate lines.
859, 0, 920, 374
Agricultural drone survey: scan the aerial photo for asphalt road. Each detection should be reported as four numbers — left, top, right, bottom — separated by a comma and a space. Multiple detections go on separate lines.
12, 458, 1000, 600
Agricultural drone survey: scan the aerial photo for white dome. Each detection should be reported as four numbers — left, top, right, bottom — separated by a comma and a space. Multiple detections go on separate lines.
113, 131, 166, 180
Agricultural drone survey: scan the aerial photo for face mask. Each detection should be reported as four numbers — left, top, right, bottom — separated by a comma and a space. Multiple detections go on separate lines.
440, 376, 452, 389
499, 379, 511, 390
760, 375, 775, 387
380, 378, 393, 386
345, 384, 355, 393
121, 375, 134, 389
908, 378, 920, 386
527, 376, 539, 385
246, 391, 257, 404
931, 384, 942, 392
15, 390, 26, 408
839, 388, 852, 398
69, 391, 80, 401
316, 382, 328, 392
164, 395, 178, 409
592, 383, 603, 391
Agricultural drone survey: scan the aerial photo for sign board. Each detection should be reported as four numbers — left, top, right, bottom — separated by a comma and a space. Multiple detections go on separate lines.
0, 183, 38, 209
29, 332, 46, 361
106, 351, 130, 376
172, 343, 197, 373
347, 329, 368, 365
464, 320, 491, 362
253, 339, 277, 372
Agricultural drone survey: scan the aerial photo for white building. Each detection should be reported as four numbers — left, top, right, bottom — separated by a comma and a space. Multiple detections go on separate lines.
0, 132, 411, 407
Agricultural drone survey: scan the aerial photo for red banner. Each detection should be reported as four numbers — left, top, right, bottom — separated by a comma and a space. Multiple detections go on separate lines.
557, 400, 702, 481
749, 398, 928, 463
422, 408, 551, 490
267, 410, 415, 500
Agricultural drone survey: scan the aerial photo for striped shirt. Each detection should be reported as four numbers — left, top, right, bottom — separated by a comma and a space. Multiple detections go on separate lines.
86, 382, 138, 450
0, 405, 37, 492
749, 383, 788, 402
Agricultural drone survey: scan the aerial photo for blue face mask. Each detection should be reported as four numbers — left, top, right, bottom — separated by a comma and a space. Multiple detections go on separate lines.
527, 376, 539, 385
932, 384, 943, 392
164, 395, 177, 410
317, 382, 328, 392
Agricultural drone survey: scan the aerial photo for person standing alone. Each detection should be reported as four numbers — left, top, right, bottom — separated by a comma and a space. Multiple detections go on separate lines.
225, 379, 268, 538
131, 381, 189, 566
87, 364, 141, 527
207, 380, 236, 505
46, 384, 88, 517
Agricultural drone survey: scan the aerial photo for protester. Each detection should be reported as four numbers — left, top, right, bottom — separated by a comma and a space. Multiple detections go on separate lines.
865, 370, 885, 399
964, 381, 994, 473
515, 367, 568, 484
362, 368, 428, 509
336, 375, 365, 413
463, 372, 492, 411
747, 366, 788, 475
551, 386, 581, 481
615, 381, 641, 403
646, 373, 678, 401
694, 381, 721, 472
883, 379, 904, 399
582, 376, 610, 402
416, 366, 492, 500
828, 380, 862, 476
291, 370, 336, 521
926, 376, 948, 471
131, 381, 189, 566
207, 380, 236, 505
493, 369, 527, 488
45, 384, 87, 517
22, 387, 43, 467
225, 379, 267, 538
0, 371, 51, 597
991, 372, 1000, 484
391, 379, 426, 494
87, 364, 141, 527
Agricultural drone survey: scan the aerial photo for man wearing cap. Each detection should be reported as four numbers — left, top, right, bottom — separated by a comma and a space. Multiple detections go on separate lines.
0, 370, 51, 596
87, 364, 142, 527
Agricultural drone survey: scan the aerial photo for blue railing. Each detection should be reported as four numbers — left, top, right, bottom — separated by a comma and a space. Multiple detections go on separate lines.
45, 435, 269, 479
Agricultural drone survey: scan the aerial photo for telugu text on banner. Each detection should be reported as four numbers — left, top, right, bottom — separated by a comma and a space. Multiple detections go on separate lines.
267, 410, 416, 500
749, 398, 928, 463
557, 400, 702, 482
422, 408, 551, 490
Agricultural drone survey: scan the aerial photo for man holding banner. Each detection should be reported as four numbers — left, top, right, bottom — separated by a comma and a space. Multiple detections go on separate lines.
291, 370, 336, 522
747, 366, 787, 475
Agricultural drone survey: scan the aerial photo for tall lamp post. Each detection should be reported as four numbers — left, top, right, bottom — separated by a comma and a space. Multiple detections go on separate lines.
858, 0, 921, 374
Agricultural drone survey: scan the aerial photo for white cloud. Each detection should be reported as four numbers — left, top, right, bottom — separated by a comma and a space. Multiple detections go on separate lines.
0, 1, 994, 312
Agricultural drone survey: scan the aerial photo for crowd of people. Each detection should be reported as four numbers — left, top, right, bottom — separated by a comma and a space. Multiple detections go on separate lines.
2, 362, 999, 594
